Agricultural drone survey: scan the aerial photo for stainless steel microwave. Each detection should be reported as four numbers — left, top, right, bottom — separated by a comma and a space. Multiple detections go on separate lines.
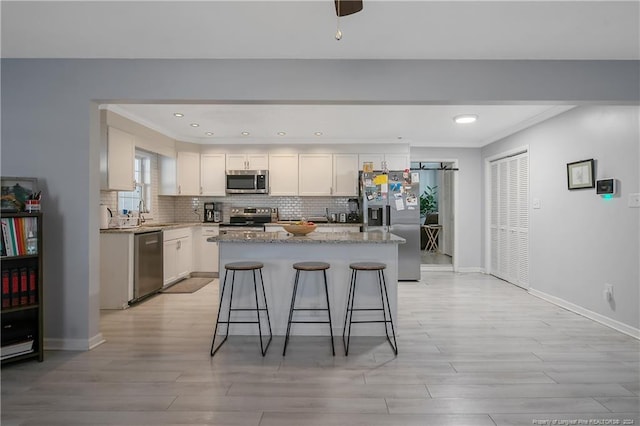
225, 170, 269, 194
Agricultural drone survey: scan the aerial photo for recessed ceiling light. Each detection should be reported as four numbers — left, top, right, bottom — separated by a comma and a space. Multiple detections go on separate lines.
190, 123, 200, 127
173, 113, 184, 117
277, 131, 286, 136
241, 131, 250, 136
314, 132, 323, 136
453, 114, 478, 124
205, 132, 214, 136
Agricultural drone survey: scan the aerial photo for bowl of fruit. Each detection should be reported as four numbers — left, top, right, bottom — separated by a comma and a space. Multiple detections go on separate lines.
280, 220, 317, 236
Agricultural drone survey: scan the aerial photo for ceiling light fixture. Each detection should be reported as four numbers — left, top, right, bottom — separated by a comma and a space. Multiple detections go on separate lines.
334, 0, 363, 40
453, 114, 478, 124
314, 132, 323, 136
241, 131, 250, 136
190, 123, 199, 127
173, 113, 184, 118
205, 132, 214, 136
277, 131, 286, 136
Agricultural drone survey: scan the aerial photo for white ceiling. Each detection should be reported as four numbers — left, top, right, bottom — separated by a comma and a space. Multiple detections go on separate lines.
3, 1, 636, 147
2, 1, 638, 60
107, 103, 575, 147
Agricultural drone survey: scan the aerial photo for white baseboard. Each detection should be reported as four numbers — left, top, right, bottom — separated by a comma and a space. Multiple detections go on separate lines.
421, 265, 453, 272
457, 267, 486, 273
528, 288, 640, 340
44, 333, 106, 351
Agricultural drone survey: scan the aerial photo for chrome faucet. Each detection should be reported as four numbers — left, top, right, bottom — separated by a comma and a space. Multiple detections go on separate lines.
137, 199, 147, 225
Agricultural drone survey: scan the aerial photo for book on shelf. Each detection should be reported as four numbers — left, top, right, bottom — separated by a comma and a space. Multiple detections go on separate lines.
0, 217, 37, 257
0, 339, 34, 360
10, 269, 20, 307
28, 267, 37, 305
1, 270, 9, 309
1, 266, 38, 309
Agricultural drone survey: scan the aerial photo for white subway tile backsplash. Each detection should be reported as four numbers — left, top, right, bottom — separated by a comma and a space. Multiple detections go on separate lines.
173, 195, 354, 223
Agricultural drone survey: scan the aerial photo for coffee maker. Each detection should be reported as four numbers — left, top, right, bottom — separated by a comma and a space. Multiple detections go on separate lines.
347, 198, 360, 223
204, 202, 219, 223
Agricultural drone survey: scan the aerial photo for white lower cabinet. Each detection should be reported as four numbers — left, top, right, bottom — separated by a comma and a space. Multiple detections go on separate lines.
196, 226, 219, 273
163, 228, 193, 286
100, 233, 134, 309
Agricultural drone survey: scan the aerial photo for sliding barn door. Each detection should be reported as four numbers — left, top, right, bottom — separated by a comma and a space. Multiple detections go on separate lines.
490, 152, 529, 289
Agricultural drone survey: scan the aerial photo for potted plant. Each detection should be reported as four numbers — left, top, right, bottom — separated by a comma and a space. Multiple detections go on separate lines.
420, 185, 438, 220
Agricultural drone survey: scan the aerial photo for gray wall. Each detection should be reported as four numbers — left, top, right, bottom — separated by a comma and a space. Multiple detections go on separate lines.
2, 59, 638, 348
482, 105, 640, 330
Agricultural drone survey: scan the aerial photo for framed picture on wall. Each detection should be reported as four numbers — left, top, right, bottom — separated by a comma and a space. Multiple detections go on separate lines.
1, 177, 38, 212
566, 159, 595, 190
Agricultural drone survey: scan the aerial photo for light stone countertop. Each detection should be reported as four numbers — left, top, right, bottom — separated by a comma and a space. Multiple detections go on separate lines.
210, 230, 404, 244
100, 222, 214, 234
100, 221, 362, 234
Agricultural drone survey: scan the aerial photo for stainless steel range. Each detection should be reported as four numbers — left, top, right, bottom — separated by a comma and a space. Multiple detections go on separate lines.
219, 207, 272, 233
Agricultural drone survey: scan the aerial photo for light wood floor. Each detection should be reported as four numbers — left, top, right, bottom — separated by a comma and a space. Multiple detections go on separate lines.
2, 272, 639, 425
421, 251, 452, 265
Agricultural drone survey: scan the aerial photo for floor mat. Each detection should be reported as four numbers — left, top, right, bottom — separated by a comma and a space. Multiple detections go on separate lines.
160, 277, 215, 294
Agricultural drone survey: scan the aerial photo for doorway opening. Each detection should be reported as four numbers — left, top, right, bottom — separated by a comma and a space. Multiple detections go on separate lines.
411, 161, 456, 269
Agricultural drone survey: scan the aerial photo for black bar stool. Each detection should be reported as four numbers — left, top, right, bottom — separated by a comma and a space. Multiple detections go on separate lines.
343, 262, 397, 356
283, 261, 335, 356
210, 261, 272, 357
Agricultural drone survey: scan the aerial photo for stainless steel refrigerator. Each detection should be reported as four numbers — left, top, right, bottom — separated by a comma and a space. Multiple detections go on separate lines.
361, 170, 421, 281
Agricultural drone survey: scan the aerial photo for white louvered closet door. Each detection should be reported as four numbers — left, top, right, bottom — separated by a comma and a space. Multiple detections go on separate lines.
489, 152, 529, 289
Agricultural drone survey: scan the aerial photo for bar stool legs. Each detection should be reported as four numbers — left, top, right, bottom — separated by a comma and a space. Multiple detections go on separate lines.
283, 262, 334, 356
211, 262, 272, 357
343, 262, 397, 356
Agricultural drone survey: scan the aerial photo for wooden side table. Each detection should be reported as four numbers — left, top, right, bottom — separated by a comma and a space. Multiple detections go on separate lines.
423, 225, 442, 252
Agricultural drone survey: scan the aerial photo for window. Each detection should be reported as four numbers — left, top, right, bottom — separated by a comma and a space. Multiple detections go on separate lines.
118, 151, 152, 215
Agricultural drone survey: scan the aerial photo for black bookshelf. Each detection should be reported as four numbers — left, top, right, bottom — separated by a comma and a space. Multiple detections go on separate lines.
1, 212, 43, 364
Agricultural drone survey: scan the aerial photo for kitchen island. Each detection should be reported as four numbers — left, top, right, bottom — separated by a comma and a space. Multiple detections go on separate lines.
209, 231, 405, 336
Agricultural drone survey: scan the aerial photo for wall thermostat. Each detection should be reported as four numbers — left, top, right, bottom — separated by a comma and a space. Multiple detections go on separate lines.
596, 178, 616, 195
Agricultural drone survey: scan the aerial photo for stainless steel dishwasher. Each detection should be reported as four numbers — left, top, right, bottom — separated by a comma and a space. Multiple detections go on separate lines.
133, 231, 163, 301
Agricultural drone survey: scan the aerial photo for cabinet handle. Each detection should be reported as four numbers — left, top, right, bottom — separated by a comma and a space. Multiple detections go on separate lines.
177, 240, 181, 249
178, 185, 181, 194
200, 186, 203, 195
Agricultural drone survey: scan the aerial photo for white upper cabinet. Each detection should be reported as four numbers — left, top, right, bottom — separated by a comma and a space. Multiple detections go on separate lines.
226, 153, 268, 170
299, 154, 333, 196
176, 152, 201, 195
358, 154, 385, 171
102, 126, 135, 191
332, 154, 359, 196
159, 151, 200, 196
385, 154, 410, 171
200, 154, 226, 196
269, 154, 298, 196
358, 154, 410, 171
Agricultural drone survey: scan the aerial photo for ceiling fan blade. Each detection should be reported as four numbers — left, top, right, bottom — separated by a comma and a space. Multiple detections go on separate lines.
335, 0, 363, 17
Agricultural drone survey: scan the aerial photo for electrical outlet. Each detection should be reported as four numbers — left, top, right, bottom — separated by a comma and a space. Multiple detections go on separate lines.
532, 198, 541, 209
